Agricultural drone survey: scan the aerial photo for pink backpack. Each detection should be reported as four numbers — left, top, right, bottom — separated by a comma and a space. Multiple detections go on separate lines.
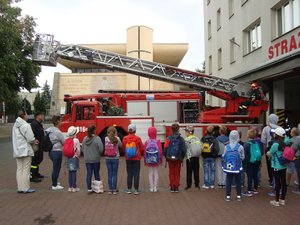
282, 145, 295, 161
64, 138, 75, 158
104, 137, 118, 157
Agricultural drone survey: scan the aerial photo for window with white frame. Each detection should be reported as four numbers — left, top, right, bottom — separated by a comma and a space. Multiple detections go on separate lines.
208, 20, 212, 39
230, 38, 236, 63
217, 8, 221, 30
208, 55, 212, 75
218, 48, 222, 70
229, 0, 234, 18
245, 22, 262, 53
277, 0, 300, 36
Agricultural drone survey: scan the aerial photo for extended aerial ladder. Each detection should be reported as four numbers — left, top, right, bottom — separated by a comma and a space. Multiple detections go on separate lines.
32, 34, 268, 123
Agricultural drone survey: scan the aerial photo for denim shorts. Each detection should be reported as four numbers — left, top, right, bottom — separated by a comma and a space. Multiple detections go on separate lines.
66, 157, 79, 171
287, 161, 295, 174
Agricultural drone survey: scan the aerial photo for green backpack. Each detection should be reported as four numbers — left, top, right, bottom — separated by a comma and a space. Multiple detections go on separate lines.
248, 141, 262, 163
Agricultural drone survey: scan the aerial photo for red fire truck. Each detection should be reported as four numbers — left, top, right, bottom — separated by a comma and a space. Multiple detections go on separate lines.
32, 34, 269, 143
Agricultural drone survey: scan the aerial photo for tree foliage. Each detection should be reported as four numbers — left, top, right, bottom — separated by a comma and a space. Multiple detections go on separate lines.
41, 81, 51, 110
0, 0, 41, 114
195, 61, 205, 74
33, 91, 46, 113
22, 97, 32, 114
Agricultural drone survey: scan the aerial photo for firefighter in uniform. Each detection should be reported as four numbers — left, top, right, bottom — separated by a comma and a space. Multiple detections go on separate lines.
30, 112, 45, 182
238, 82, 263, 114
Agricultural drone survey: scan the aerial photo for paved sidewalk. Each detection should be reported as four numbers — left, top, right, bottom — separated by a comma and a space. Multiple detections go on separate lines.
0, 133, 299, 225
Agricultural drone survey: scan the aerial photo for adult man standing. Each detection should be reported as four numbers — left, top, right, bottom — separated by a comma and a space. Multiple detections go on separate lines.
30, 112, 45, 182
12, 110, 38, 193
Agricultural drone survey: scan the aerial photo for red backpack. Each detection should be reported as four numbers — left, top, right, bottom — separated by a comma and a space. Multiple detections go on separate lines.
64, 137, 75, 158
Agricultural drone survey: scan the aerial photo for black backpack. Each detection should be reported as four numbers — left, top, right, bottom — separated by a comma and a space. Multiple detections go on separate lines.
42, 132, 53, 152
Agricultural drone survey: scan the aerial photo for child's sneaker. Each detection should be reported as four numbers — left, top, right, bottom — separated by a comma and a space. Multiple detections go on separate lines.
153, 187, 158, 193
125, 189, 132, 194
209, 185, 215, 189
268, 191, 275, 197
270, 200, 280, 207
170, 188, 175, 193
279, 199, 285, 206
149, 188, 154, 193
68, 187, 73, 192
52, 185, 64, 191
113, 191, 118, 195
72, 187, 80, 193
242, 191, 253, 197
202, 185, 209, 189
224, 196, 231, 202
237, 196, 242, 202
108, 190, 113, 195
174, 187, 179, 193
252, 189, 259, 194
134, 190, 141, 195
87, 189, 93, 194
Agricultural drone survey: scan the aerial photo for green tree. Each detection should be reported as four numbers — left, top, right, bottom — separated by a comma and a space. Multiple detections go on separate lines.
33, 91, 46, 113
0, 0, 41, 115
41, 80, 51, 110
196, 61, 205, 74
22, 97, 32, 114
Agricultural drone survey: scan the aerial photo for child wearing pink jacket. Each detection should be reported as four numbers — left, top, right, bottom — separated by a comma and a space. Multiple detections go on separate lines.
144, 127, 163, 192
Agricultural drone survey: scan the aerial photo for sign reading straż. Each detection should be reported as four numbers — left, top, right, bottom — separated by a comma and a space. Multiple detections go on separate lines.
268, 32, 300, 60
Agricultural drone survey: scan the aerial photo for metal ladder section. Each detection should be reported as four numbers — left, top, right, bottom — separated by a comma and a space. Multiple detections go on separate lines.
32, 34, 251, 98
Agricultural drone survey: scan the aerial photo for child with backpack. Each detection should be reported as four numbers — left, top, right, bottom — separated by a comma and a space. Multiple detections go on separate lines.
216, 125, 229, 188
144, 127, 163, 192
105, 126, 122, 195
164, 123, 186, 193
267, 127, 288, 206
122, 124, 143, 195
82, 125, 104, 193
242, 129, 263, 197
64, 126, 81, 193
201, 126, 219, 189
184, 125, 202, 190
287, 127, 297, 186
223, 130, 245, 202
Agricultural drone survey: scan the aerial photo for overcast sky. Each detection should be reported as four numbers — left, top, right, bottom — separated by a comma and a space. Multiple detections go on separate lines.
16, 0, 204, 90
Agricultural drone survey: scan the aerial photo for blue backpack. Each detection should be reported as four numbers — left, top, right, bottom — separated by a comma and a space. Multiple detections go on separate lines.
166, 135, 182, 161
222, 144, 242, 173
145, 139, 160, 165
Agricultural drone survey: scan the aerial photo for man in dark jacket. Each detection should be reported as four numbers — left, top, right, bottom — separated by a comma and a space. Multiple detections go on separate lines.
30, 112, 45, 182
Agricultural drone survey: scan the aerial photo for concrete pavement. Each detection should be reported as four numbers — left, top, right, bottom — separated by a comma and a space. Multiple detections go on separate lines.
0, 126, 300, 225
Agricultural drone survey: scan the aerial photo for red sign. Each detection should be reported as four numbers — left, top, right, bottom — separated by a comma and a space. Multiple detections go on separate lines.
268, 32, 300, 60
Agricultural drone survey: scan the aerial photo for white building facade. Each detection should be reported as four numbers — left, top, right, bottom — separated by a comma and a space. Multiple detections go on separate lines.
204, 0, 300, 126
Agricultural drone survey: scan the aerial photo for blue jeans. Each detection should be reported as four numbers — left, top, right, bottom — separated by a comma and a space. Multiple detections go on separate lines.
226, 172, 242, 196
69, 171, 77, 188
85, 162, 100, 190
203, 158, 216, 186
49, 151, 62, 186
106, 159, 119, 191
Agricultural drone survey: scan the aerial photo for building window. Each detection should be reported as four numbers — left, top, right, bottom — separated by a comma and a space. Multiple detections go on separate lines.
276, 0, 300, 36
229, 0, 234, 18
208, 55, 212, 75
208, 20, 212, 39
241, 0, 248, 6
217, 8, 221, 30
230, 38, 236, 63
244, 22, 262, 54
218, 48, 222, 70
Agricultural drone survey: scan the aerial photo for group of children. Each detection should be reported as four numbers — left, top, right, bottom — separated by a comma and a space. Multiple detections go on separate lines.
45, 113, 299, 207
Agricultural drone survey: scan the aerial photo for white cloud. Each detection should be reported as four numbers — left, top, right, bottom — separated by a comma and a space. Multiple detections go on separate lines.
16, 0, 204, 89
